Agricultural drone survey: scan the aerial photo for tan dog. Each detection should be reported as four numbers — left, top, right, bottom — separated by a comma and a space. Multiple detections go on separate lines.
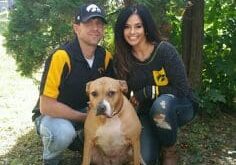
82, 77, 143, 165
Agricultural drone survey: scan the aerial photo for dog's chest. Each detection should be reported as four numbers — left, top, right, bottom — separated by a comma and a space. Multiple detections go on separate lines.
95, 117, 128, 154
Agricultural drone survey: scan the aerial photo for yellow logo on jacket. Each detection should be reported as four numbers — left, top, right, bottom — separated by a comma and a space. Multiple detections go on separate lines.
153, 67, 168, 86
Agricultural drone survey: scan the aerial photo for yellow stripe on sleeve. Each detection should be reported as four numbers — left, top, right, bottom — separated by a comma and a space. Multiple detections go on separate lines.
105, 50, 112, 70
43, 50, 71, 98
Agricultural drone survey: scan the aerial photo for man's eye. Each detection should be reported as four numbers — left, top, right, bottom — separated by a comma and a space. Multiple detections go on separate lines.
91, 91, 98, 97
107, 91, 115, 97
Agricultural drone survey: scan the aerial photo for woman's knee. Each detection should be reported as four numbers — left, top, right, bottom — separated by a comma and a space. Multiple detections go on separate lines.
176, 99, 194, 127
149, 95, 177, 129
150, 94, 176, 117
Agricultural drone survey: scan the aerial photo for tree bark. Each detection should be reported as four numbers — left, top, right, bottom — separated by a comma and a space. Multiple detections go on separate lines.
182, 0, 204, 89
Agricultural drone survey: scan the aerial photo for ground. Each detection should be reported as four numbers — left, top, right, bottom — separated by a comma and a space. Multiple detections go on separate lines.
0, 35, 235, 165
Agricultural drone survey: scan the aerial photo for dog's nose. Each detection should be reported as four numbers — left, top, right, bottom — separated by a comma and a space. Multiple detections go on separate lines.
96, 102, 106, 116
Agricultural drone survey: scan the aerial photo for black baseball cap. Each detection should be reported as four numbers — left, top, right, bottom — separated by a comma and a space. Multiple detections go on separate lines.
75, 4, 107, 24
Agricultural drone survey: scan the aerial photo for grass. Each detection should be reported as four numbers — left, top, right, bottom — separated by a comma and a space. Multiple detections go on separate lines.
177, 114, 236, 164
0, 34, 235, 165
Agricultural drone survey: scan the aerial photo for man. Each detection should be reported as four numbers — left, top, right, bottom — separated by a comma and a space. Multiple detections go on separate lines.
32, 3, 113, 164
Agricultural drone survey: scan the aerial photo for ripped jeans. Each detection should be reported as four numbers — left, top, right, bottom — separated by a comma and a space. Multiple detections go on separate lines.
139, 94, 195, 164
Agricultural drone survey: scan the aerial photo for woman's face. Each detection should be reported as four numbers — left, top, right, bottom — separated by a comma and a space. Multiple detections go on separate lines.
123, 14, 146, 47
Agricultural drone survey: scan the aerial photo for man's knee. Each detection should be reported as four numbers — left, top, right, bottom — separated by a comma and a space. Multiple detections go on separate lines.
40, 116, 76, 149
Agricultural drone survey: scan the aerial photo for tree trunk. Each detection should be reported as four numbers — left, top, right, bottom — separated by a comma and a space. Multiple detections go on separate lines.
182, 0, 204, 89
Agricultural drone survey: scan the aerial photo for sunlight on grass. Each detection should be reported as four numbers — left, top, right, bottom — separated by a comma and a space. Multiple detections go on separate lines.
0, 35, 39, 156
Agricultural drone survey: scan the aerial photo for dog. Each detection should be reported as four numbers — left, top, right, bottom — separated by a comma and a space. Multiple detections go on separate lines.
82, 77, 143, 165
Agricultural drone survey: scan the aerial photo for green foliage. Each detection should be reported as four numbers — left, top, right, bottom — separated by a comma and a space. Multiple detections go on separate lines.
165, 0, 184, 50
4, 0, 83, 77
3, 0, 235, 114
100, 0, 122, 52
161, 0, 236, 114
200, 0, 236, 114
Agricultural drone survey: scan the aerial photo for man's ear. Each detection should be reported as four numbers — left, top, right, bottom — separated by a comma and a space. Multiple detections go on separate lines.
119, 80, 128, 94
73, 23, 80, 34
86, 81, 91, 95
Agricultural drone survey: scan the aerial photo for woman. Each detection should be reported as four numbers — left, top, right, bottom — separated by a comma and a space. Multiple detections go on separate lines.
114, 4, 196, 165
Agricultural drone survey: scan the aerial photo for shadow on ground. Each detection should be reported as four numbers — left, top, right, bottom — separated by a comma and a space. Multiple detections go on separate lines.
0, 113, 235, 165
177, 113, 236, 165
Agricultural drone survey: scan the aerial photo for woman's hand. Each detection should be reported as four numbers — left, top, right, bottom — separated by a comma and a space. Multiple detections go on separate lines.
130, 94, 140, 109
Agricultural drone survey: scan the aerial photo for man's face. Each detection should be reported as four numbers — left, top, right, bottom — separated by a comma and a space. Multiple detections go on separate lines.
74, 18, 105, 47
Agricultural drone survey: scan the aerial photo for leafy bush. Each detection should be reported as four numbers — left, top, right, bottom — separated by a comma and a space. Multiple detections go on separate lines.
164, 0, 235, 114
3, 0, 235, 114
4, 0, 83, 77
200, 0, 236, 114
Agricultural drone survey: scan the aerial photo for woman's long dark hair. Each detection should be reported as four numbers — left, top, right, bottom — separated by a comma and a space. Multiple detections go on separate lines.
114, 4, 161, 80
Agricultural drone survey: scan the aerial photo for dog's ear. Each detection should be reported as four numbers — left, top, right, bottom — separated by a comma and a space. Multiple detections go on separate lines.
86, 81, 91, 95
119, 80, 128, 94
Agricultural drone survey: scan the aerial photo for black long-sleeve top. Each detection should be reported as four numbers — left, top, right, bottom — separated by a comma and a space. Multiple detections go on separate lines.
127, 41, 193, 109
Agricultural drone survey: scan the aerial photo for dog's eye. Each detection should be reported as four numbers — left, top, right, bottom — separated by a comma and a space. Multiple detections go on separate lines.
107, 91, 115, 97
91, 91, 98, 97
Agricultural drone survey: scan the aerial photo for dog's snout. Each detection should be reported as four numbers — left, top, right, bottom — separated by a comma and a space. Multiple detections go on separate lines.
96, 102, 106, 116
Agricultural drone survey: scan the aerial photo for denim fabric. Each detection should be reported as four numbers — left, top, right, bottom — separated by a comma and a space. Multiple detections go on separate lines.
139, 114, 160, 165
138, 94, 194, 164
150, 94, 194, 146
35, 116, 79, 160
150, 94, 194, 127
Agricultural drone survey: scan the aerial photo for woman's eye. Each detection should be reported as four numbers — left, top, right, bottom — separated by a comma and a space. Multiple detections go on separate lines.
136, 25, 142, 28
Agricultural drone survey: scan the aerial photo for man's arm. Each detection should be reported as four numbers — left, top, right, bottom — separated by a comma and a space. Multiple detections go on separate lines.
40, 95, 87, 122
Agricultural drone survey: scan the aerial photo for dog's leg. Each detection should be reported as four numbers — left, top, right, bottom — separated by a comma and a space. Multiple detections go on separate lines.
82, 138, 92, 165
132, 136, 141, 165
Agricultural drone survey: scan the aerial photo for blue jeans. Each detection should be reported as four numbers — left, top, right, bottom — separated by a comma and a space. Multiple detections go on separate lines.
35, 115, 84, 161
139, 94, 194, 164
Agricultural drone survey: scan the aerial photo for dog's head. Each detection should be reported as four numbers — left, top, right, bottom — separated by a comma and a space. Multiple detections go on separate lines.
86, 77, 128, 117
